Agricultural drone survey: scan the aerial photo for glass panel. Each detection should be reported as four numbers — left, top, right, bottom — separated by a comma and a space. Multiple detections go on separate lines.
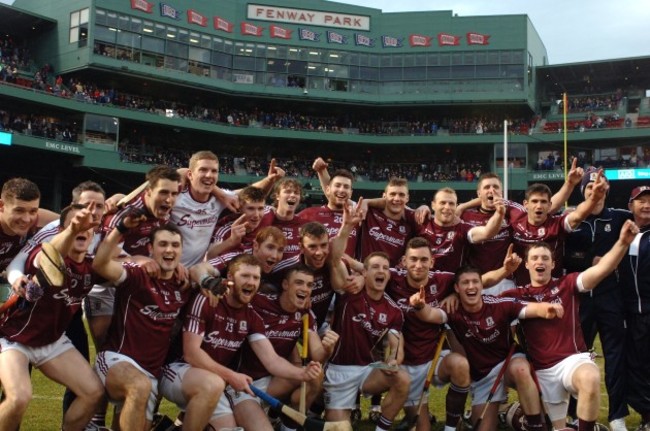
212, 51, 232, 67
94, 26, 116, 43
359, 66, 378, 80
308, 49, 322, 61
189, 46, 210, 63
500, 51, 512, 64
84, 114, 118, 147
70, 28, 79, 43
487, 51, 499, 64
439, 53, 450, 66
512, 50, 524, 64
118, 16, 130, 30
391, 55, 403, 67
233, 55, 256, 70
326, 65, 348, 78
80, 8, 89, 24
142, 20, 154, 34
464, 52, 475, 65
141, 36, 164, 54
189, 32, 200, 44
287, 60, 307, 74
178, 29, 189, 43
451, 65, 474, 78
95, 9, 106, 26
428, 66, 450, 79
403, 66, 426, 80
307, 63, 325, 76
427, 53, 438, 65
116, 31, 139, 48
349, 66, 359, 79
154, 23, 165, 37
266, 59, 286, 73
212, 37, 223, 51
348, 53, 358, 65
476, 65, 499, 78
359, 53, 369, 66
451, 53, 462, 65
380, 55, 391, 67
369, 54, 379, 67
130, 18, 142, 33
503, 65, 523, 77
166, 41, 187, 57
201, 35, 212, 48
288, 47, 301, 59
380, 68, 402, 81
476, 52, 487, 65
71, 11, 80, 27
223, 40, 233, 54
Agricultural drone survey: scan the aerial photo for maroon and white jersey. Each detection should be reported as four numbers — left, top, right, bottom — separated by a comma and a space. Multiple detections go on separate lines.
261, 211, 306, 259
271, 254, 333, 327
0, 227, 28, 272
101, 194, 165, 257
329, 290, 403, 366
0, 247, 100, 347
509, 207, 570, 285
416, 220, 473, 273
461, 202, 520, 273
183, 294, 266, 369
238, 293, 316, 380
387, 267, 455, 365
446, 297, 524, 381
298, 205, 358, 257
359, 207, 418, 266
501, 272, 586, 370
211, 210, 272, 255
102, 263, 191, 378
171, 185, 234, 266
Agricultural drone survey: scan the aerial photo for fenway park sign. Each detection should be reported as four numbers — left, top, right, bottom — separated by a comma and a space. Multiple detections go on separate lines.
247, 5, 370, 31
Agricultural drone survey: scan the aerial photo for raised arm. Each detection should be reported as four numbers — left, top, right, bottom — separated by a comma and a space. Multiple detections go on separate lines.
481, 244, 520, 288
521, 302, 564, 320
329, 199, 364, 291
247, 158, 286, 196
550, 157, 583, 213
312, 157, 331, 193
580, 219, 638, 290
456, 197, 481, 216
409, 284, 447, 324
308, 328, 339, 363
49, 203, 98, 257
566, 168, 607, 230
468, 196, 505, 243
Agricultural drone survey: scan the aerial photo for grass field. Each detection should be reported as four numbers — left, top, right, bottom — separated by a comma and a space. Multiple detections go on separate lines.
10, 328, 644, 430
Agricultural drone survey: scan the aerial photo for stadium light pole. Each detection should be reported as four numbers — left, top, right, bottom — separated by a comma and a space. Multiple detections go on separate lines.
503, 119, 509, 201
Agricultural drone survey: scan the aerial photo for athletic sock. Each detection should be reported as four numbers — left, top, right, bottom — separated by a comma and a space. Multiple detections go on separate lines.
525, 413, 546, 431
446, 383, 470, 428
375, 415, 393, 431
90, 414, 105, 426
578, 418, 596, 431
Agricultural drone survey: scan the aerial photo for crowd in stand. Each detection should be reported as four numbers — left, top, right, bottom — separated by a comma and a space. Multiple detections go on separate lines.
0, 37, 31, 82
0, 110, 78, 142
559, 90, 624, 113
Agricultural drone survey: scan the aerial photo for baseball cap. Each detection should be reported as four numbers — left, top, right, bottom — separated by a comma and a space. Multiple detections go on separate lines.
629, 185, 650, 203
580, 167, 607, 195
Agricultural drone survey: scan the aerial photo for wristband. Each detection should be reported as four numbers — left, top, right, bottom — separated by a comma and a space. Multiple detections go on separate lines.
116, 219, 129, 234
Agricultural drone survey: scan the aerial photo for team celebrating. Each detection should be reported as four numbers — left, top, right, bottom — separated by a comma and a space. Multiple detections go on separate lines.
0, 150, 649, 431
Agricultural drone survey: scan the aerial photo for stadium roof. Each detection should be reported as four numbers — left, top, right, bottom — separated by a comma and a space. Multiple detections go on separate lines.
539, 56, 650, 94
0, 4, 56, 38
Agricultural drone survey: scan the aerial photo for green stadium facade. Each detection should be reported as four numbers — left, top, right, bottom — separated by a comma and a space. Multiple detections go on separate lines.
1, 0, 649, 209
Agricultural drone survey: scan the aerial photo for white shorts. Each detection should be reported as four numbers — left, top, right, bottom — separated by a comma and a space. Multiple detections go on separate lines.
323, 364, 375, 409
482, 279, 516, 296
470, 353, 525, 406
84, 284, 116, 317
0, 334, 74, 367
159, 362, 233, 419
403, 350, 450, 406
227, 375, 272, 406
94, 350, 159, 421
535, 352, 597, 421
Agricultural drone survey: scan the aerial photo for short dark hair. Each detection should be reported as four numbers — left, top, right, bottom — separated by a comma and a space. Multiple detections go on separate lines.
525, 242, 554, 260
149, 223, 183, 245
146, 166, 181, 189
271, 178, 303, 204
71, 181, 105, 203
239, 186, 266, 204
406, 236, 430, 253
284, 263, 315, 281
299, 222, 328, 242
454, 265, 482, 285
477, 172, 501, 190
1, 178, 40, 202
525, 183, 552, 201
329, 169, 354, 184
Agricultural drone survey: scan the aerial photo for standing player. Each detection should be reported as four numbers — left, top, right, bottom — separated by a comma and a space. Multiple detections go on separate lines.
92, 221, 192, 431
263, 178, 307, 259
359, 177, 419, 267
0, 204, 104, 430
618, 185, 650, 431
159, 255, 322, 431
299, 160, 358, 257
509, 173, 605, 285
207, 186, 271, 257
502, 218, 638, 431
410, 266, 563, 431
563, 168, 631, 431
417, 187, 505, 273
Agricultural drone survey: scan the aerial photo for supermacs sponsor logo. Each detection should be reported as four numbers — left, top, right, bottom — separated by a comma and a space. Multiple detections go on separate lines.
53, 289, 85, 306
368, 227, 404, 247
176, 214, 218, 229
204, 331, 243, 350
139, 305, 179, 320
351, 313, 387, 337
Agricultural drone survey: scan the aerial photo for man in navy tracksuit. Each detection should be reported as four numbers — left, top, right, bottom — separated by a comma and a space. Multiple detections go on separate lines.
564, 168, 631, 431
618, 185, 650, 431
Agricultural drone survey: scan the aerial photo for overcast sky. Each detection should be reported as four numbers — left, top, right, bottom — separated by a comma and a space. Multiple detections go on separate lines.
343, 0, 650, 64
2, 0, 648, 64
